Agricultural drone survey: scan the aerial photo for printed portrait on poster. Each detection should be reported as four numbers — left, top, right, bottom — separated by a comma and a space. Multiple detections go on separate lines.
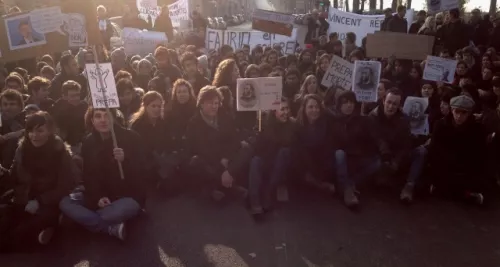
5, 14, 46, 50
239, 81, 259, 109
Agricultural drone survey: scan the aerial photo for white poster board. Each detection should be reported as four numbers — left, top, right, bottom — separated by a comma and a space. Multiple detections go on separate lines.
137, 0, 189, 28
236, 77, 282, 111
423, 55, 457, 84
85, 63, 120, 108
403, 96, 429, 136
205, 28, 297, 55
427, 0, 459, 14
327, 8, 414, 46
352, 60, 381, 102
121, 27, 168, 57
321, 55, 353, 90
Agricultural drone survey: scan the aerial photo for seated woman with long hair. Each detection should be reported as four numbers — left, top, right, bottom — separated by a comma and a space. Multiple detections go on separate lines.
0, 112, 76, 251
248, 97, 295, 215
186, 86, 252, 202
293, 94, 335, 193
292, 75, 321, 117
166, 79, 197, 145
59, 108, 146, 241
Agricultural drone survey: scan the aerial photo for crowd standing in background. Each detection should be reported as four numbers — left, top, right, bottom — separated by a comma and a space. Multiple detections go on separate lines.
0, 2, 499, 253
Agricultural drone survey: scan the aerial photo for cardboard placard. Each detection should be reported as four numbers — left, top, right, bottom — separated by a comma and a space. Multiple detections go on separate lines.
252, 9, 294, 37
0, 0, 100, 62
366, 32, 434, 60
85, 62, 120, 109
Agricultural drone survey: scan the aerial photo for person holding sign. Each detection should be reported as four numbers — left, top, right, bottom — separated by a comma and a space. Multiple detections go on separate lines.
59, 108, 146, 241
186, 86, 252, 202
0, 112, 77, 251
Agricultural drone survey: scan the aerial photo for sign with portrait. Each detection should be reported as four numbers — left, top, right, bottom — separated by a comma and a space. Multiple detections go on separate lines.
252, 9, 294, 37
403, 96, 429, 136
423, 55, 457, 84
352, 60, 381, 102
236, 77, 282, 111
85, 63, 120, 109
0, 0, 100, 62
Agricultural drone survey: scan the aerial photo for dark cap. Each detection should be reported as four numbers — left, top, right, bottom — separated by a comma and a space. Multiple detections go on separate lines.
450, 95, 475, 111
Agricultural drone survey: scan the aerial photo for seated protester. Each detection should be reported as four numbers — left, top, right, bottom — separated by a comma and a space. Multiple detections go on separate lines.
154, 46, 182, 86
248, 97, 295, 215
50, 81, 88, 148
333, 91, 381, 207
293, 94, 335, 193
59, 108, 146, 241
428, 95, 491, 204
111, 49, 134, 77
0, 112, 76, 251
316, 53, 331, 93
216, 86, 235, 119
420, 81, 441, 134
5, 73, 27, 94
452, 61, 470, 86
362, 79, 390, 115
25, 76, 54, 112
134, 59, 153, 91
258, 63, 273, 77
0, 90, 25, 169
117, 78, 141, 123
181, 52, 210, 96
166, 79, 197, 147
298, 49, 315, 75
49, 54, 88, 100
40, 65, 56, 82
283, 69, 301, 99
186, 86, 252, 201
369, 89, 426, 203
244, 64, 260, 79
292, 75, 321, 117
129, 91, 175, 187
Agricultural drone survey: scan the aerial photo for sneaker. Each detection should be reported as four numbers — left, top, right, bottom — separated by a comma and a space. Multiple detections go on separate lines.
343, 186, 359, 208
400, 183, 414, 203
108, 223, 126, 241
38, 227, 55, 245
468, 192, 484, 205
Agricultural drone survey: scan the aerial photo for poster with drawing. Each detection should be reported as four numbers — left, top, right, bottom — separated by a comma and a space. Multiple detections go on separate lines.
236, 77, 282, 111
61, 13, 88, 47
403, 97, 429, 136
321, 55, 353, 90
352, 60, 381, 102
85, 63, 120, 109
423, 56, 457, 84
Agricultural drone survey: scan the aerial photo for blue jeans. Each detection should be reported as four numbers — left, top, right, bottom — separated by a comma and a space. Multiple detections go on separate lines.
335, 150, 381, 188
59, 196, 141, 233
249, 148, 291, 207
407, 146, 427, 185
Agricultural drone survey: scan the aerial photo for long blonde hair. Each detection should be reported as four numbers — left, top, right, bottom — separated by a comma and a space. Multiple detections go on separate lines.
295, 74, 318, 101
418, 16, 436, 33
129, 91, 164, 126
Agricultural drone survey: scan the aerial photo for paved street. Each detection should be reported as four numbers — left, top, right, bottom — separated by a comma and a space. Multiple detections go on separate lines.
2, 187, 500, 267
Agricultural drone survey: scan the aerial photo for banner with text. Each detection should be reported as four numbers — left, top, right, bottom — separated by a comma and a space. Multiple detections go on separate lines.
205, 28, 298, 55
137, 0, 189, 28
327, 8, 414, 46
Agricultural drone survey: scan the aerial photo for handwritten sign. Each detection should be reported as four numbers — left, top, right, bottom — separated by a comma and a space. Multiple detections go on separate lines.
85, 63, 120, 108
252, 9, 294, 37
321, 55, 353, 90
236, 77, 282, 111
121, 27, 168, 57
137, 0, 189, 28
62, 13, 88, 47
423, 55, 457, 84
352, 60, 381, 102
29, 6, 63, 34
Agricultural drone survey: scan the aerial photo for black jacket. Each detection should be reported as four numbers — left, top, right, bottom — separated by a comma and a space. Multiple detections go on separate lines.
11, 136, 76, 207
254, 117, 296, 162
50, 99, 88, 146
130, 116, 171, 156
332, 113, 379, 157
409, 21, 423, 34
153, 14, 174, 41
369, 107, 412, 166
82, 127, 147, 209
387, 15, 408, 33
381, 17, 391, 31
186, 111, 241, 176
49, 72, 88, 100
154, 64, 183, 86
184, 73, 210, 96
436, 20, 470, 55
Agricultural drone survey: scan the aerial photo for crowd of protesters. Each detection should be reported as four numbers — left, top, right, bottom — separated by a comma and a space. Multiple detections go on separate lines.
0, 3, 499, 252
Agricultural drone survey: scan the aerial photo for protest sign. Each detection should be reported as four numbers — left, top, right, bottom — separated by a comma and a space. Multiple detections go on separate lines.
252, 9, 294, 37
85, 63, 120, 109
206, 28, 297, 55
352, 60, 381, 102
427, 0, 459, 14
423, 55, 457, 84
236, 77, 282, 111
321, 55, 353, 90
327, 8, 414, 46
403, 97, 429, 136
138, 0, 189, 28
0, 0, 99, 62
121, 27, 168, 57
366, 32, 434, 60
